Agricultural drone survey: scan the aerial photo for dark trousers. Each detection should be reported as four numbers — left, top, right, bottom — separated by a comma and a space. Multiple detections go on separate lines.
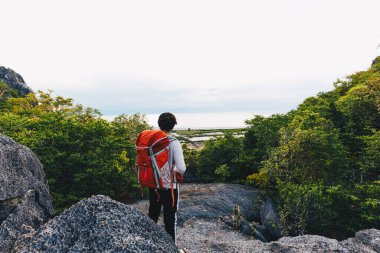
148, 188, 178, 243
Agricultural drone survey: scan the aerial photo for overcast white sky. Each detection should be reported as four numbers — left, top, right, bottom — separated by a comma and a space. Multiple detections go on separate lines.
1, 0, 379, 118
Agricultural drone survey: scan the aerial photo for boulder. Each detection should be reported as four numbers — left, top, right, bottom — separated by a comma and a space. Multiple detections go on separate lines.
340, 229, 380, 253
176, 184, 259, 224
15, 195, 178, 253
264, 230, 380, 252
0, 134, 53, 252
269, 235, 347, 252
0, 66, 33, 96
260, 197, 281, 240
133, 183, 260, 226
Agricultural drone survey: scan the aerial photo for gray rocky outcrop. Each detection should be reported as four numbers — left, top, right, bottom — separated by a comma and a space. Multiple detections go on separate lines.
133, 184, 380, 252
266, 229, 380, 253
0, 66, 33, 96
15, 195, 178, 253
0, 134, 53, 252
260, 197, 281, 240
176, 221, 380, 252
134, 184, 260, 226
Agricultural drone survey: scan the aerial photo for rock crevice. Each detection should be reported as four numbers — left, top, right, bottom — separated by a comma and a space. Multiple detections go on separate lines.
0, 196, 23, 224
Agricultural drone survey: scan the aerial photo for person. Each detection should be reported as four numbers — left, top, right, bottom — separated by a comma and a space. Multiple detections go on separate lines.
148, 112, 186, 243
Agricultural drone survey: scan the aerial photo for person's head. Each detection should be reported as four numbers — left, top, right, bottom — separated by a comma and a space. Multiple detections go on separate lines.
158, 112, 177, 132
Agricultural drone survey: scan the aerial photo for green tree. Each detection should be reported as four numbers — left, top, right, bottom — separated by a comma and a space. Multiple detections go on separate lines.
278, 182, 335, 236
0, 91, 149, 213
263, 112, 349, 185
252, 59, 380, 239
182, 144, 198, 182
359, 130, 380, 181
244, 114, 291, 176
214, 164, 230, 182
196, 132, 243, 182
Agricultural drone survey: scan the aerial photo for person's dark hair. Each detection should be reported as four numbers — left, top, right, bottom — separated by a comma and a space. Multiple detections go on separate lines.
158, 112, 177, 131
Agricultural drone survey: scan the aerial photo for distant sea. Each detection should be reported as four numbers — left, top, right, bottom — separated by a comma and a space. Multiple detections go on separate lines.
103, 112, 270, 129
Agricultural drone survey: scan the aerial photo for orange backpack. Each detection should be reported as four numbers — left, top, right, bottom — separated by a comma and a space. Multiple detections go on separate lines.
135, 130, 182, 190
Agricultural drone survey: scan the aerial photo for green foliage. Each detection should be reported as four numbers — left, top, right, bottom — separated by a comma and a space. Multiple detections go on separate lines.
196, 132, 243, 182
244, 114, 291, 171
326, 183, 380, 237
278, 182, 335, 236
244, 58, 380, 239
0, 90, 149, 213
336, 81, 380, 135
246, 170, 270, 189
181, 144, 198, 182
214, 164, 230, 182
0, 81, 8, 98
359, 131, 380, 181
0, 80, 22, 111
263, 112, 349, 185
278, 181, 380, 239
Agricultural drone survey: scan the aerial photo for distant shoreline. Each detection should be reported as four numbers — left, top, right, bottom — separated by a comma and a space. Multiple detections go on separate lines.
102, 112, 269, 129
168, 126, 244, 130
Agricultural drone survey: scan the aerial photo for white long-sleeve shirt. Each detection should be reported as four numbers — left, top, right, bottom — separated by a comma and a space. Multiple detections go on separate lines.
161, 137, 186, 189
170, 139, 186, 174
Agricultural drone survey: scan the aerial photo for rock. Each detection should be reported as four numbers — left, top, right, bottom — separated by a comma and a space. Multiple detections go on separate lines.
239, 220, 252, 237
266, 231, 379, 252
134, 183, 380, 252
3, 176, 370, 253
15, 195, 178, 253
133, 183, 260, 225
179, 184, 258, 223
0, 66, 33, 96
372, 56, 380, 66
0, 135, 176, 252
0, 134, 53, 252
252, 229, 267, 243
260, 197, 281, 240
222, 215, 269, 243
177, 226, 380, 253
252, 224, 268, 243
340, 229, 380, 253
268, 235, 348, 252
177, 184, 260, 225
253, 224, 267, 236
133, 184, 266, 252
176, 217, 265, 253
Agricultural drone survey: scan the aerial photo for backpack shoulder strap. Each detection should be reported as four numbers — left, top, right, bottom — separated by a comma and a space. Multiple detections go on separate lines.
168, 135, 177, 142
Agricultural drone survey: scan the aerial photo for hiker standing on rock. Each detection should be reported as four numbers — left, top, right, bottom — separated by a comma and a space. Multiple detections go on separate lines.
136, 112, 186, 243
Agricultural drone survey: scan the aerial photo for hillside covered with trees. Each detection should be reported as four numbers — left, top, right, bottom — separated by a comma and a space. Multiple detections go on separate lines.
187, 57, 380, 239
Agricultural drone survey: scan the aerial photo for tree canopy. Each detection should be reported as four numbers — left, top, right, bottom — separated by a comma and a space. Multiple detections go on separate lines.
0, 90, 149, 213
188, 58, 380, 239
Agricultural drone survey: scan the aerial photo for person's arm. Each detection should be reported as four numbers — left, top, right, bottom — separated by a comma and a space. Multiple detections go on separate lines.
171, 140, 186, 174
